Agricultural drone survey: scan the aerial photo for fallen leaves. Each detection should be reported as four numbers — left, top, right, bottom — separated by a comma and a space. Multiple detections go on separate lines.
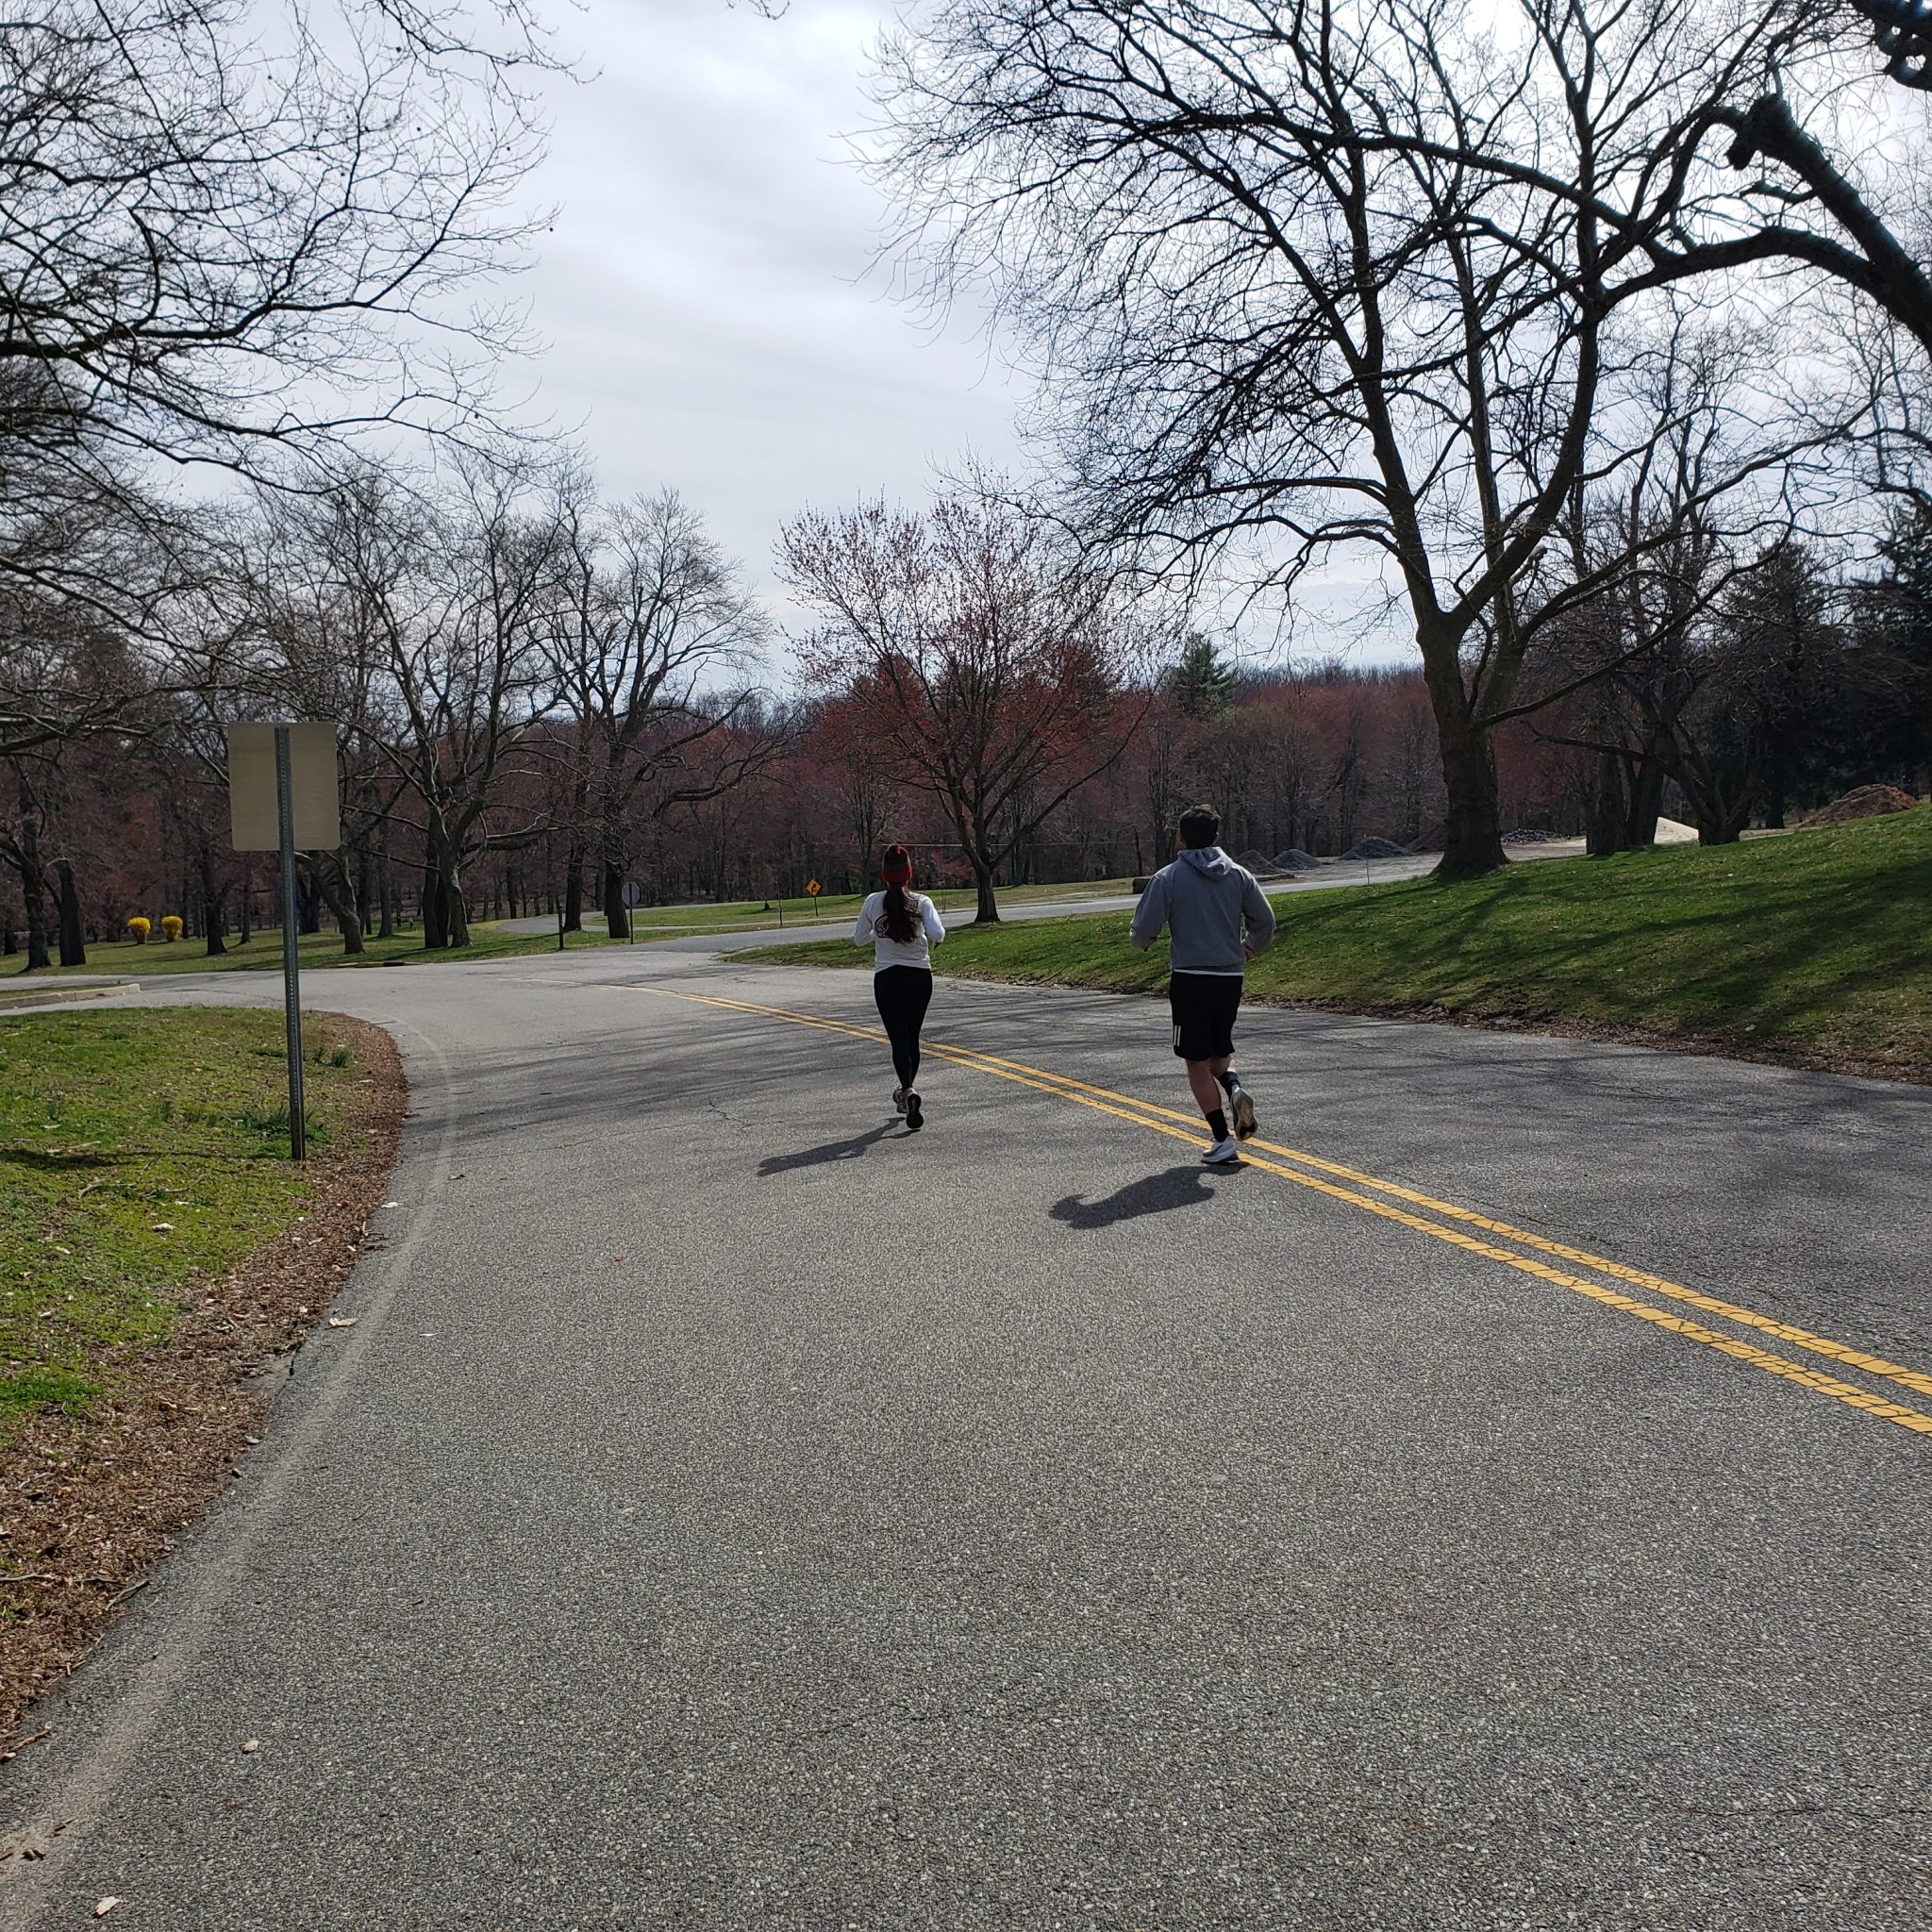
241, 1738, 259, 1755
94, 1899, 121, 1918
324, 1315, 357, 1329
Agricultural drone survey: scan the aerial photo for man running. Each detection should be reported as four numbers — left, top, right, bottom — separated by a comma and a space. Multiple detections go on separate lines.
1130, 804, 1277, 1164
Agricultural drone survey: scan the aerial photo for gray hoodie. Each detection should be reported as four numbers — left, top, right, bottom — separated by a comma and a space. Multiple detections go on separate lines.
1130, 846, 1277, 974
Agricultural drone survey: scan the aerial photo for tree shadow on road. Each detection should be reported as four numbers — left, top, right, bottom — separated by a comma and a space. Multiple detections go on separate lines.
1050, 1163, 1235, 1229
758, 1123, 898, 1175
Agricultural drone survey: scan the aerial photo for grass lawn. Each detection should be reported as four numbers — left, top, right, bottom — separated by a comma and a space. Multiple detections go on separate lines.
605, 876, 1138, 939
0, 1008, 372, 1437
738, 808, 1932, 1073
0, 922, 618, 980
0, 881, 1138, 977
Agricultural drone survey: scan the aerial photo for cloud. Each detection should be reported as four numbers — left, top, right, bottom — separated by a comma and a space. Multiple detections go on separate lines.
516, 0, 1027, 627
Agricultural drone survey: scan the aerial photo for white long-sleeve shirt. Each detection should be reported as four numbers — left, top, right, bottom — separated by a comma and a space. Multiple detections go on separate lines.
853, 890, 946, 970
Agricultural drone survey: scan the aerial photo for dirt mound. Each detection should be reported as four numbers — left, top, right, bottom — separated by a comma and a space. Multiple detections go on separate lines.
1799, 785, 1920, 828
1407, 823, 1445, 854
1236, 848, 1274, 871
1272, 848, 1322, 872
1341, 836, 1410, 860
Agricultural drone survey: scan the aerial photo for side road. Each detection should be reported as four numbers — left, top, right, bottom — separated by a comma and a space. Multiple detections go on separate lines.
1, 947, 1926, 1930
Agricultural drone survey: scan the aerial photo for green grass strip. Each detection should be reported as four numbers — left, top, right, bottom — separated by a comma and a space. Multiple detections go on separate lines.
0, 923, 621, 980
0, 1008, 372, 1438
738, 809, 1932, 1071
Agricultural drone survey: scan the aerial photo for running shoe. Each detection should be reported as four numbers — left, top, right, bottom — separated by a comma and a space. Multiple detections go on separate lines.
905, 1091, 924, 1132
1202, 1136, 1240, 1164
893, 1088, 908, 1116
1230, 1089, 1257, 1141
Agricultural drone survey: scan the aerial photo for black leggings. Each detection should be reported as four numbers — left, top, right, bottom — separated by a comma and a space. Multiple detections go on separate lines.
873, 966, 933, 1090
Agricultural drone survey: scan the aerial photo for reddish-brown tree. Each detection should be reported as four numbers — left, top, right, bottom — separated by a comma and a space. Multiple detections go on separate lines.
779, 495, 1159, 922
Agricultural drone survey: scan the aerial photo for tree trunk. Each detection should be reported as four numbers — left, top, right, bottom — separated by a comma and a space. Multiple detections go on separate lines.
1586, 743, 1667, 856
1625, 753, 1667, 848
601, 858, 629, 940
54, 860, 87, 966
22, 874, 49, 970
310, 856, 364, 955
8, 774, 52, 970
1434, 711, 1507, 879
423, 866, 448, 948
562, 839, 587, 933
200, 850, 229, 957
426, 848, 471, 948
1419, 633, 1506, 879
971, 856, 1001, 924
1586, 750, 1628, 857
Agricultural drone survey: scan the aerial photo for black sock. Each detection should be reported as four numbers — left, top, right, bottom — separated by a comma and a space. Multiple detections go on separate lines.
1207, 1107, 1228, 1140
1218, 1069, 1241, 1095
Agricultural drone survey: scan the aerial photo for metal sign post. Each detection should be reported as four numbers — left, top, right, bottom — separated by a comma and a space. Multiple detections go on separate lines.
623, 878, 644, 944
275, 727, 307, 1160
227, 721, 340, 1163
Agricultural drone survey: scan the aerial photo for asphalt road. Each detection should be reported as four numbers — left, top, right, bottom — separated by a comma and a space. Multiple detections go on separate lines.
3, 944, 1929, 1930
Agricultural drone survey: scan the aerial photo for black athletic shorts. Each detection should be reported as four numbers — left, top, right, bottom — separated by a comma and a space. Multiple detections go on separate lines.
1169, 971, 1242, 1060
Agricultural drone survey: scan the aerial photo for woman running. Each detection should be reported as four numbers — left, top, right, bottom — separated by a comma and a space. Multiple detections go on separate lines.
853, 843, 945, 1130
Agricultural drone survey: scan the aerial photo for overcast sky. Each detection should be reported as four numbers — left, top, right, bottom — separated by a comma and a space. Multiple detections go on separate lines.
517, 2, 1023, 589
510, 0, 1399, 666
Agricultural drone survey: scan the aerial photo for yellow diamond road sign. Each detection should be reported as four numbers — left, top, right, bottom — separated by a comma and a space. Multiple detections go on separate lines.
806, 878, 822, 897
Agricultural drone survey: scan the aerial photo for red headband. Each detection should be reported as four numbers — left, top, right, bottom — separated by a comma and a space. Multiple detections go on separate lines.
880, 846, 912, 883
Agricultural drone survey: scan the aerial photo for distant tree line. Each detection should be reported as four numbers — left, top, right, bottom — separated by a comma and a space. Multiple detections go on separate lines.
5, 0, 1931, 970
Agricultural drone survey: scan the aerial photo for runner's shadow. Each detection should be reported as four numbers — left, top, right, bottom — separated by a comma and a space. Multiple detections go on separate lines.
1050, 1163, 1232, 1229
758, 1123, 898, 1175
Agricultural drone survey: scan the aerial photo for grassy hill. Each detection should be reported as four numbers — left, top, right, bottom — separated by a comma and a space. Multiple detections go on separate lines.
740, 808, 1932, 1076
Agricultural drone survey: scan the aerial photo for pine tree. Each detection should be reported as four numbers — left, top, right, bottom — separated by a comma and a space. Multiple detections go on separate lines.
1168, 635, 1238, 721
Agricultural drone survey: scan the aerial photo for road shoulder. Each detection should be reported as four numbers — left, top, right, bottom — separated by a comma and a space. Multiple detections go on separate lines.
0, 1012, 405, 1742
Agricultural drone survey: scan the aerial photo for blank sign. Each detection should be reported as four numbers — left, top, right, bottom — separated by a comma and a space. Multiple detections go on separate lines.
227, 722, 341, 852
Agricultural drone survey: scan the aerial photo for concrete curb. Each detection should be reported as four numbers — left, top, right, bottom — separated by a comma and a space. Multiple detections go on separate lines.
0, 980, 142, 1011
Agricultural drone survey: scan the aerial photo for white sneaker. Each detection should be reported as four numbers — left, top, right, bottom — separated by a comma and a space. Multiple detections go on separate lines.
893, 1088, 908, 1116
1230, 1089, 1257, 1141
1202, 1136, 1241, 1165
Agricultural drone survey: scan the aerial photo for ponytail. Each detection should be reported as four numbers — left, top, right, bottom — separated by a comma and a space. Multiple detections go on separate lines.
882, 878, 916, 944
878, 842, 917, 942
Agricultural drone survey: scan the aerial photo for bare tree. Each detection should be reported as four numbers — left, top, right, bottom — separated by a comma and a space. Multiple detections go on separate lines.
779, 493, 1160, 921
874, 0, 1874, 875
0, 0, 559, 795
545, 489, 777, 938
253, 462, 562, 948
0, 0, 555, 495
1520, 324, 1838, 848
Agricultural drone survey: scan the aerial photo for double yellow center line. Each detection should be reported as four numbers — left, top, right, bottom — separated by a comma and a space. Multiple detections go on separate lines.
638, 984, 1932, 1441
